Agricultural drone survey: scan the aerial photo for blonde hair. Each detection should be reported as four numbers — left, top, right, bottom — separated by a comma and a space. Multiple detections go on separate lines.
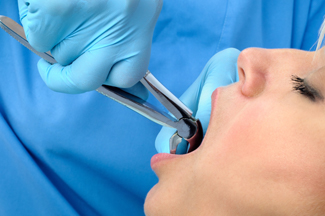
316, 19, 325, 51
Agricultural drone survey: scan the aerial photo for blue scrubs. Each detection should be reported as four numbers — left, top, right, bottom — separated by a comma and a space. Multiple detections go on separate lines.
0, 0, 324, 215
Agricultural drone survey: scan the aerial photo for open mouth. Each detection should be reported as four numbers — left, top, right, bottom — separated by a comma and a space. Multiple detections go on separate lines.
169, 118, 203, 154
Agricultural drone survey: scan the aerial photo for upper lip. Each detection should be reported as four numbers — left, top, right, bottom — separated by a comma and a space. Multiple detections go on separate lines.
211, 87, 220, 112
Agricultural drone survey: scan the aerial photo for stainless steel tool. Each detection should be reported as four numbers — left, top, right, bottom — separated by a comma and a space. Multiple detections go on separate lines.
0, 15, 203, 154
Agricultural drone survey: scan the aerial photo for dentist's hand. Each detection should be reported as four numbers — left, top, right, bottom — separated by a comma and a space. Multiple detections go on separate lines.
155, 48, 240, 154
18, 0, 162, 96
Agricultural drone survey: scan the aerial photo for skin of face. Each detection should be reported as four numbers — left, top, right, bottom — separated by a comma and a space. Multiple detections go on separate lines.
144, 48, 325, 216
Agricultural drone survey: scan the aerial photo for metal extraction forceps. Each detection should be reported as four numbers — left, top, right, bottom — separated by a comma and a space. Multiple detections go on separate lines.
0, 15, 203, 154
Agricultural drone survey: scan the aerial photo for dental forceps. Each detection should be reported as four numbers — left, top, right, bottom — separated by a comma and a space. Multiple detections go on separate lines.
0, 15, 203, 154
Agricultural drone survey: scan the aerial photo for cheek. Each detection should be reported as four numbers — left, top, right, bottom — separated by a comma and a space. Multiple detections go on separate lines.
204, 102, 325, 201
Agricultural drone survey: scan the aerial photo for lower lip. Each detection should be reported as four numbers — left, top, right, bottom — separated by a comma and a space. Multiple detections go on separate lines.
150, 153, 178, 169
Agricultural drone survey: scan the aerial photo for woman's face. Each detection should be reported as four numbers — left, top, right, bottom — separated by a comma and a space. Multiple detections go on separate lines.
145, 48, 325, 215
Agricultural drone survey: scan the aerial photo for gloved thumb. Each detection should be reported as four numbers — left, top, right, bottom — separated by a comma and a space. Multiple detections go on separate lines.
155, 48, 240, 154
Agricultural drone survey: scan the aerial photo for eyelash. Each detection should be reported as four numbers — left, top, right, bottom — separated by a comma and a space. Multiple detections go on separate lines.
291, 75, 316, 101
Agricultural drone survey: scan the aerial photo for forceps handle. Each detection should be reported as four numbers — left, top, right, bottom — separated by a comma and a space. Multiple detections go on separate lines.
141, 72, 193, 120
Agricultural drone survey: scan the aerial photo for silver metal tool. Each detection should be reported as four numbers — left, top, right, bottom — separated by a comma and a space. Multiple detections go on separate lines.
0, 15, 203, 154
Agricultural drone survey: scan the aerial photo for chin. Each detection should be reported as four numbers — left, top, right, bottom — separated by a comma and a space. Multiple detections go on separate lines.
144, 184, 160, 216
144, 183, 177, 216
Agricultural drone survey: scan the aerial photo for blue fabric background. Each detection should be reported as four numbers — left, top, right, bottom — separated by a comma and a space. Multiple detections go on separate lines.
0, 0, 324, 215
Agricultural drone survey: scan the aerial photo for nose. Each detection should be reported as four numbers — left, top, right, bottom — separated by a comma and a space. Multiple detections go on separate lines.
237, 48, 268, 97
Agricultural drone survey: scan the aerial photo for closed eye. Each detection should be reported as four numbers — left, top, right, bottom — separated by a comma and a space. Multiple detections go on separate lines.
291, 75, 319, 102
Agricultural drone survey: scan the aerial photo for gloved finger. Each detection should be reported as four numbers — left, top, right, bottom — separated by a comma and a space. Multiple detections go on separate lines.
120, 82, 149, 101
37, 58, 106, 94
38, 47, 120, 93
17, 0, 27, 21
17, 0, 29, 39
17, 1, 85, 53
38, 57, 149, 99
155, 127, 180, 154
155, 48, 240, 154
195, 48, 240, 133
37, 59, 85, 94
103, 46, 151, 89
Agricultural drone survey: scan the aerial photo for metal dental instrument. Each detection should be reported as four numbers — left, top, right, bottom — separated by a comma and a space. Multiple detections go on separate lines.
0, 15, 203, 154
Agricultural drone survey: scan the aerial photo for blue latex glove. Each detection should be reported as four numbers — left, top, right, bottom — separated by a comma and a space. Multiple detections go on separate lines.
17, 0, 162, 96
155, 48, 240, 154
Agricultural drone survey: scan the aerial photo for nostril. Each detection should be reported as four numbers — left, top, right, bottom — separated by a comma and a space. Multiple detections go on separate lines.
25, 2, 30, 7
